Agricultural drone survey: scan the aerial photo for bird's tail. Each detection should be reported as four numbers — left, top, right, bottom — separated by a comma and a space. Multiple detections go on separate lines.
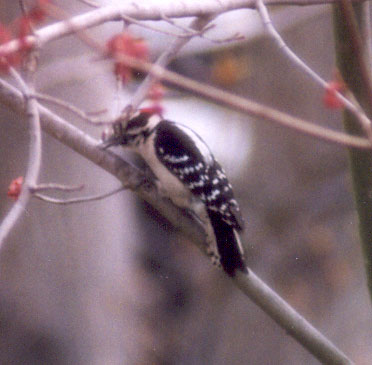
207, 211, 247, 276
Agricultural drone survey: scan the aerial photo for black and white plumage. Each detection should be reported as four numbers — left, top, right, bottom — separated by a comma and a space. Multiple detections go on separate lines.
103, 110, 247, 276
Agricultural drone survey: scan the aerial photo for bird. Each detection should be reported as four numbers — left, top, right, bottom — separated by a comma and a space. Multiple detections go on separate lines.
102, 109, 247, 276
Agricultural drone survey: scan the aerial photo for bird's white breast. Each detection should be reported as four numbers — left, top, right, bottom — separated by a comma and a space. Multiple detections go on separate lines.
135, 133, 194, 209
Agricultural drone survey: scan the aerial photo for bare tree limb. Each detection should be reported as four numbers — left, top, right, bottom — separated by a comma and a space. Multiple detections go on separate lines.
0, 1, 368, 57
0, 77, 353, 364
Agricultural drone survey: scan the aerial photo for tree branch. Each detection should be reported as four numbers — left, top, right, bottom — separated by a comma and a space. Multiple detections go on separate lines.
0, 62, 41, 249
0, 1, 368, 57
0, 76, 353, 365
234, 271, 353, 364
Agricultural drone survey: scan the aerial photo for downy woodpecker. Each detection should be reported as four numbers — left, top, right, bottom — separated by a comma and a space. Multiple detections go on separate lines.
102, 110, 247, 276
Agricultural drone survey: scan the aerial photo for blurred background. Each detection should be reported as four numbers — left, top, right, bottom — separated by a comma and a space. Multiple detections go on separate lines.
0, 0, 371, 364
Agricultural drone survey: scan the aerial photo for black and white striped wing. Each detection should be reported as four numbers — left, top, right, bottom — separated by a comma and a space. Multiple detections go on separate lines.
154, 120, 243, 230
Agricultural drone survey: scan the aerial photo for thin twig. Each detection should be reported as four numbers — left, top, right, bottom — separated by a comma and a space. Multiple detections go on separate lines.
33, 186, 125, 205
160, 13, 245, 44
160, 11, 215, 35
121, 14, 207, 39
255, 0, 372, 142
206, 32, 245, 44
33, 92, 113, 125
30, 182, 85, 192
77, 0, 99, 8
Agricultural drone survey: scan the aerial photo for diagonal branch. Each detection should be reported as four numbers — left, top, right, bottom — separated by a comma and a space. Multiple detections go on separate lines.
111, 53, 371, 150
0, 76, 353, 364
234, 270, 353, 364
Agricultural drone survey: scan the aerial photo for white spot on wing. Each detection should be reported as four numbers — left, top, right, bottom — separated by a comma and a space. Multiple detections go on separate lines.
189, 179, 205, 189
195, 162, 204, 171
162, 154, 190, 163
217, 170, 226, 180
207, 189, 220, 202
220, 203, 227, 211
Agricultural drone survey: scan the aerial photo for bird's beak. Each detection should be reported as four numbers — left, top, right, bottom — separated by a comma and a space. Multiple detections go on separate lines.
99, 128, 121, 149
